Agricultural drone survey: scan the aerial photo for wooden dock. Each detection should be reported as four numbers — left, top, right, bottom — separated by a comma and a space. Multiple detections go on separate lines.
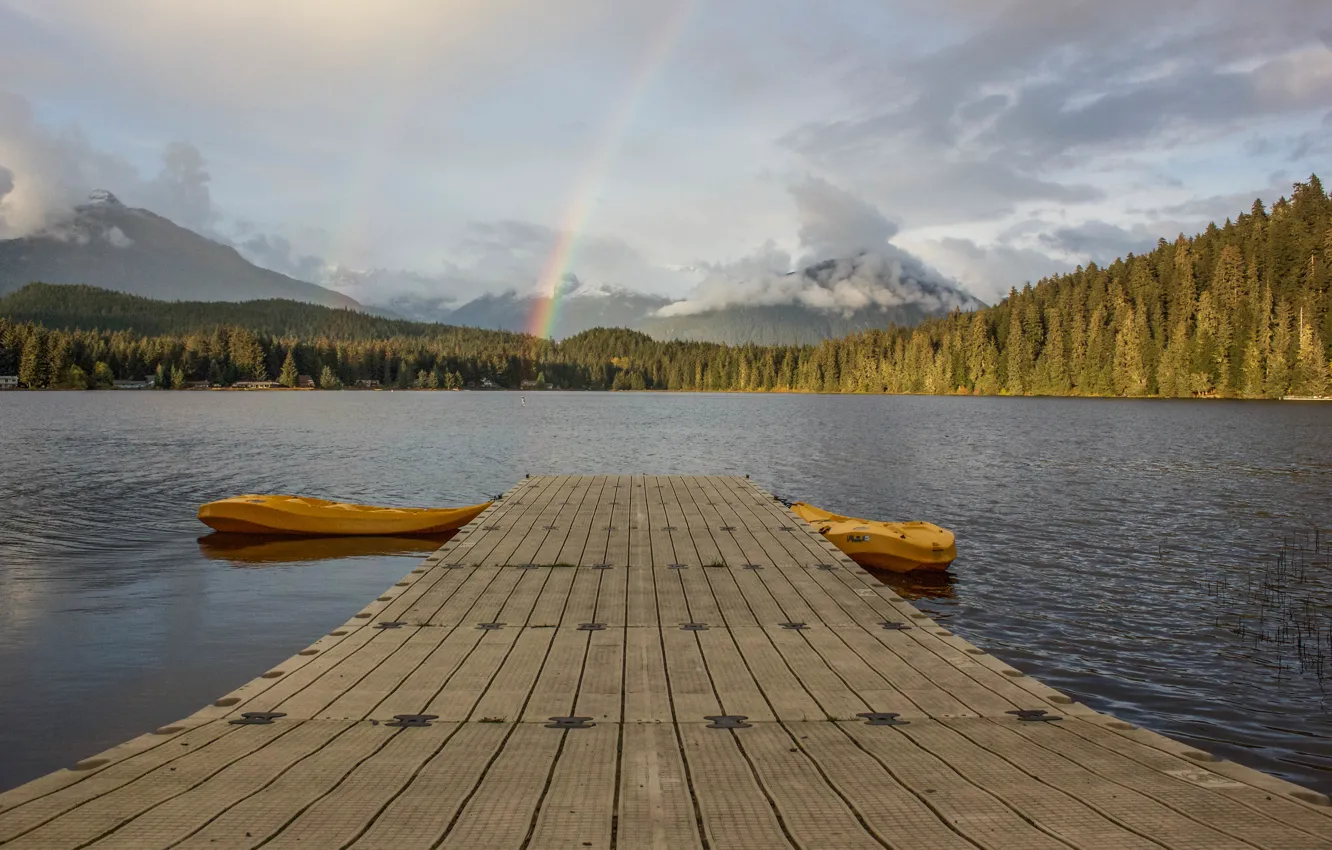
3, 474, 1330, 849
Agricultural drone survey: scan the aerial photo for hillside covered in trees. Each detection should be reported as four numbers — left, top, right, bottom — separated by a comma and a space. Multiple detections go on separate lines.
1, 176, 1329, 397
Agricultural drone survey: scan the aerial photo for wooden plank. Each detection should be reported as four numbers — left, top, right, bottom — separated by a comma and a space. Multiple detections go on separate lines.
570, 473, 614, 566
546, 475, 601, 565
468, 627, 558, 722
838, 720, 1076, 850
522, 628, 591, 721
217, 722, 456, 850
435, 723, 564, 850
1005, 718, 1332, 850
94, 722, 388, 850
1057, 717, 1332, 836
943, 717, 1274, 850
661, 626, 723, 721
347, 723, 511, 850
492, 475, 578, 566
733, 723, 886, 850
659, 477, 701, 566
425, 628, 526, 720
574, 627, 625, 723
527, 723, 619, 849
533, 475, 596, 566
448, 475, 563, 567
788, 721, 990, 850
698, 563, 762, 626
694, 628, 775, 721
899, 719, 1170, 850
678, 724, 795, 850
559, 566, 603, 626
617, 722, 705, 849
627, 475, 653, 568
626, 558, 659, 626
644, 475, 678, 567
606, 473, 633, 566
1, 722, 297, 850
367, 625, 488, 720
624, 623, 673, 723
0, 723, 238, 843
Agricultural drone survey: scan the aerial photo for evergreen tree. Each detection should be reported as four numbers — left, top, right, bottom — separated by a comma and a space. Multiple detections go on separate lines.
1293, 309, 1331, 396
18, 329, 46, 388
278, 350, 298, 387
319, 365, 341, 389
92, 361, 116, 388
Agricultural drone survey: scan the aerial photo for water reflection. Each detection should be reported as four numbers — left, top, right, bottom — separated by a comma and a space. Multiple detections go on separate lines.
197, 531, 458, 566
862, 565, 958, 600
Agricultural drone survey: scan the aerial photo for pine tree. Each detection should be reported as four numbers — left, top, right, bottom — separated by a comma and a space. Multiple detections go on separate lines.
1265, 301, 1294, 398
319, 365, 341, 389
278, 350, 298, 387
18, 329, 46, 388
1293, 309, 1331, 396
1004, 305, 1029, 394
92, 361, 116, 388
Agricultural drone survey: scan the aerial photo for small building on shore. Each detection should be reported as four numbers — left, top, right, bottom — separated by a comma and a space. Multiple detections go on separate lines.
113, 378, 155, 390
297, 374, 316, 388
232, 380, 281, 389
184, 380, 212, 390
355, 379, 380, 389
0, 375, 18, 390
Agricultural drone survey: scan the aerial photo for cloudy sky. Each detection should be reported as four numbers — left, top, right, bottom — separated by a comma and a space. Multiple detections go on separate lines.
1, 0, 1329, 306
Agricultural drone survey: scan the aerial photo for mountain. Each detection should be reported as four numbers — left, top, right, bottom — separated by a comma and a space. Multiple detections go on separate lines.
0, 282, 522, 342
0, 191, 362, 309
373, 258, 984, 344
437, 281, 673, 339
5, 176, 1328, 398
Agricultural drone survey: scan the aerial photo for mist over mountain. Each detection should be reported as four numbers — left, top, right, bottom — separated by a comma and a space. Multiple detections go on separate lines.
362, 252, 984, 344
0, 191, 982, 343
0, 191, 362, 309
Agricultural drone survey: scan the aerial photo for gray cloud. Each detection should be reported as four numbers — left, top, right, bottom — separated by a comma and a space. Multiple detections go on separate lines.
0, 91, 219, 240
239, 233, 325, 283
783, 0, 1330, 224
660, 178, 978, 316
104, 225, 132, 248
790, 176, 898, 261
920, 237, 1070, 301
1038, 220, 1161, 264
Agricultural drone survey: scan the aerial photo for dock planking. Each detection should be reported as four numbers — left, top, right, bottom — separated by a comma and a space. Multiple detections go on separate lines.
2, 475, 1330, 850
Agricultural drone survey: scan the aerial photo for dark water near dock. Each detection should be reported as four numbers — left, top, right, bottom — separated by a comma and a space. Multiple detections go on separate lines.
1, 391, 1330, 793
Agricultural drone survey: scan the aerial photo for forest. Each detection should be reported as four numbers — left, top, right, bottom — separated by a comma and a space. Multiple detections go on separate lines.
1, 176, 1329, 398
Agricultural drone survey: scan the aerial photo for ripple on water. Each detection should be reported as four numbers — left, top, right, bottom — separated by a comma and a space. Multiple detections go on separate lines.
0, 391, 1329, 794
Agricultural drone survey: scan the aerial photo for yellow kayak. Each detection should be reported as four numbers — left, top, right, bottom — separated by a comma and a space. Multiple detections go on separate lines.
197, 495, 491, 536
790, 502, 956, 573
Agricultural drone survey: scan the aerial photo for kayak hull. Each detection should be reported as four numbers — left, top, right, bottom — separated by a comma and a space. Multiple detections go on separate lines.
198, 495, 492, 536
790, 502, 956, 573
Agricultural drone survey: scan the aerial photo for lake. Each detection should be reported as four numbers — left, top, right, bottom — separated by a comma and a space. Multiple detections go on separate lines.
1, 390, 1330, 794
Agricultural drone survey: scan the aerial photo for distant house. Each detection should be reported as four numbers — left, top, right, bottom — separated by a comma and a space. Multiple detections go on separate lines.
184, 380, 211, 390
0, 375, 18, 390
479, 378, 497, 389
297, 374, 316, 388
232, 380, 281, 389
355, 379, 380, 389
113, 378, 155, 389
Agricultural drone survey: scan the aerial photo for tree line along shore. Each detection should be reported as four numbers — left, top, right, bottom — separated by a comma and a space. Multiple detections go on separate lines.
1, 176, 1329, 399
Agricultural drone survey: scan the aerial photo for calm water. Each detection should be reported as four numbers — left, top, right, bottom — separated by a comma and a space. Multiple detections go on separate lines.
1, 391, 1330, 793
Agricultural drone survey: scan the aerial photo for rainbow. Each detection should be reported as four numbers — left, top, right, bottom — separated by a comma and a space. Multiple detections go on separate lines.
526, 0, 698, 338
